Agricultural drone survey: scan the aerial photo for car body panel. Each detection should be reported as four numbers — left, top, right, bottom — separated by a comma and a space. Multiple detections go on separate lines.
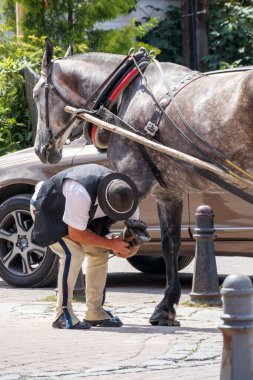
189, 192, 253, 256
0, 138, 252, 260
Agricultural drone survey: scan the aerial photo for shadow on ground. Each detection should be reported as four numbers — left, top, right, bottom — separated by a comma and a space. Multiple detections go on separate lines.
105, 272, 235, 288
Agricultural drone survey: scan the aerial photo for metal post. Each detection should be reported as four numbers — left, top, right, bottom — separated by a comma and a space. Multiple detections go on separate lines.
190, 205, 221, 305
220, 274, 253, 380
73, 269, 85, 296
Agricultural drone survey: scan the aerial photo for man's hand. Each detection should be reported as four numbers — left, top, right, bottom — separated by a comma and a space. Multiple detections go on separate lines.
110, 237, 132, 258
68, 227, 130, 254
68, 226, 140, 259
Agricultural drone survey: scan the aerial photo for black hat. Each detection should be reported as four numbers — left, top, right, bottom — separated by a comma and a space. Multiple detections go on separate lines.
97, 173, 139, 221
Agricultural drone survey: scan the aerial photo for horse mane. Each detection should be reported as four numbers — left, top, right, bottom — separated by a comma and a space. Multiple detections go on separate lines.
63, 52, 125, 64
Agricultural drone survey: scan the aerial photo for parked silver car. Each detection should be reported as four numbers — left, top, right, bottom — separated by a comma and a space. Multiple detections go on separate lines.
0, 137, 252, 287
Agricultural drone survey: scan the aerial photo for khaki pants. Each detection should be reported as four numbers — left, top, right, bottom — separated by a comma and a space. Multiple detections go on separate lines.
50, 237, 110, 327
31, 202, 110, 327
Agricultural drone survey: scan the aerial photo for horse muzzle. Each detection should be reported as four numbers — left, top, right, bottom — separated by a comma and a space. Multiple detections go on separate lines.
34, 143, 62, 164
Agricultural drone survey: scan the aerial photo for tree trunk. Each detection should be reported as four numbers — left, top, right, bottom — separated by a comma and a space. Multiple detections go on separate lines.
67, 1, 73, 31
181, 0, 209, 71
16, 2, 23, 38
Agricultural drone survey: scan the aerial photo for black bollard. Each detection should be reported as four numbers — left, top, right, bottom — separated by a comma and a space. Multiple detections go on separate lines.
219, 275, 253, 380
190, 205, 221, 305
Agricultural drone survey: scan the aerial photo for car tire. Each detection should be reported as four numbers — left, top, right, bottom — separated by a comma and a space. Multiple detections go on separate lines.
127, 255, 194, 274
0, 194, 58, 287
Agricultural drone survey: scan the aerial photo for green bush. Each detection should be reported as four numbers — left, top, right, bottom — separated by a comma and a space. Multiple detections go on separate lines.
205, 0, 253, 69
1, 32, 32, 155
0, 32, 63, 156
0, 67, 30, 155
140, 5, 182, 63
0, 0, 158, 156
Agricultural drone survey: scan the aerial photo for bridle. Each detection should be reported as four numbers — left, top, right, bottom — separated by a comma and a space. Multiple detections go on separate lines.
41, 58, 118, 146
42, 60, 84, 146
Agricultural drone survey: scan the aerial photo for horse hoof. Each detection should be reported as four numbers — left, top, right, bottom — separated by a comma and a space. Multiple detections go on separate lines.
158, 319, 180, 326
150, 319, 180, 327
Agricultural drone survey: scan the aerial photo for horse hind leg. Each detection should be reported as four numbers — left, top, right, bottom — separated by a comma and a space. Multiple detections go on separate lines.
149, 194, 183, 326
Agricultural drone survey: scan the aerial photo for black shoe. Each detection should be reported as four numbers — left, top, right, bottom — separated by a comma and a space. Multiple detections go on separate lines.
84, 311, 123, 327
71, 321, 91, 330
52, 314, 91, 330
52, 314, 66, 329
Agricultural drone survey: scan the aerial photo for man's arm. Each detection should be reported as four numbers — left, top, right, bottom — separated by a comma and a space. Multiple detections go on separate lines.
68, 226, 135, 258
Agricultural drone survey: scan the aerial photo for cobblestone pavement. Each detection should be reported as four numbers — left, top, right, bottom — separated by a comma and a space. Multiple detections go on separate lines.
0, 271, 223, 380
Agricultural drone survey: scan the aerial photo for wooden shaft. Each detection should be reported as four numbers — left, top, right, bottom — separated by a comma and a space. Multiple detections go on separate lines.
65, 106, 253, 190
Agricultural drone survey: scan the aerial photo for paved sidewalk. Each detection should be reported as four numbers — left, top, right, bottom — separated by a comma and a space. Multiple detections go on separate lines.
0, 273, 223, 380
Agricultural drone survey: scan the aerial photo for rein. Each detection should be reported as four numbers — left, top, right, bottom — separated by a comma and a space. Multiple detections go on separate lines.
43, 62, 81, 145
151, 58, 253, 182
131, 57, 253, 187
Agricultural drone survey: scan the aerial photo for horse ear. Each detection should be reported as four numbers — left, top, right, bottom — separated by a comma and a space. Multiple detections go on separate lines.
42, 38, 54, 71
64, 43, 74, 57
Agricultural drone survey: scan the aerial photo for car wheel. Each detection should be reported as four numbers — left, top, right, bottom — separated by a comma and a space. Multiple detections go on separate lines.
127, 255, 194, 274
0, 194, 58, 287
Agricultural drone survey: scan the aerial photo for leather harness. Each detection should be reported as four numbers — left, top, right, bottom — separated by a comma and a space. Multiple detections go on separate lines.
43, 49, 253, 205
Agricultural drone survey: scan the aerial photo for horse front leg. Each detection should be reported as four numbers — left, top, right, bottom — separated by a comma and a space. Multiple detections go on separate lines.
149, 195, 183, 326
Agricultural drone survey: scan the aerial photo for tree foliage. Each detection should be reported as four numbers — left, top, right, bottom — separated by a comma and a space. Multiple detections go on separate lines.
0, 31, 53, 155
205, 0, 253, 69
2, 0, 253, 156
0, 0, 158, 156
2, 0, 143, 52
141, 5, 182, 63
143, 1, 253, 68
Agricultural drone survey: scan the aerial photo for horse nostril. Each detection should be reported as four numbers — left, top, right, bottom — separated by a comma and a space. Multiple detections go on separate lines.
34, 144, 41, 157
33, 144, 49, 163
42, 144, 50, 156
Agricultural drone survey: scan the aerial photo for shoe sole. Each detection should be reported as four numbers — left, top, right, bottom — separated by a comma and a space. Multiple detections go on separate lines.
86, 320, 123, 327
52, 322, 91, 330
52, 323, 65, 329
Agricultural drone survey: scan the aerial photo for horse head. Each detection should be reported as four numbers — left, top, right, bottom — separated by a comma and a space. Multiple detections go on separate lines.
33, 38, 81, 164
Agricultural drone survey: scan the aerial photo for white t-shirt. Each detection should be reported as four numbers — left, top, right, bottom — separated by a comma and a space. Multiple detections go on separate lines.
62, 179, 140, 230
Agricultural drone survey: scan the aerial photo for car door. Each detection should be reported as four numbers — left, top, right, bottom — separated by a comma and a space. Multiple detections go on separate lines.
189, 191, 253, 257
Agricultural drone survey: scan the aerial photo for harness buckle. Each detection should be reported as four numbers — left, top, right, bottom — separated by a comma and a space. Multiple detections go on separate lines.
144, 121, 158, 137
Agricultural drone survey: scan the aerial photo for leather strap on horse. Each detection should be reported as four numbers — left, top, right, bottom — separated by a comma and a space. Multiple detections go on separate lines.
151, 58, 253, 183
84, 48, 151, 148
43, 61, 86, 144
168, 155, 253, 205
96, 107, 167, 189
42, 51, 148, 145
66, 106, 253, 206
95, 107, 253, 200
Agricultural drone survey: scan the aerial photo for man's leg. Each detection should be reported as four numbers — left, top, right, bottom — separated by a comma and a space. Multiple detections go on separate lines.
51, 237, 89, 329
84, 246, 122, 326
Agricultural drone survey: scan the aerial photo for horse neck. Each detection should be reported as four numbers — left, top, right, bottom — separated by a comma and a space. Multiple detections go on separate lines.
54, 54, 124, 106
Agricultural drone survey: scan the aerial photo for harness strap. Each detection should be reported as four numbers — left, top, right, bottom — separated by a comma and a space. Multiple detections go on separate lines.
44, 62, 81, 145
138, 145, 167, 189
43, 54, 133, 145
170, 156, 253, 205
95, 107, 253, 204
87, 51, 150, 145
152, 58, 253, 183
139, 83, 228, 172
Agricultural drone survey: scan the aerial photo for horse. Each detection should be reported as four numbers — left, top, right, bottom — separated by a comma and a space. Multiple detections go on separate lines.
33, 39, 253, 326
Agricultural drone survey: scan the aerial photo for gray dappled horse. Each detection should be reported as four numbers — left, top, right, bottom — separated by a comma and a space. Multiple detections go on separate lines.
33, 39, 253, 326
